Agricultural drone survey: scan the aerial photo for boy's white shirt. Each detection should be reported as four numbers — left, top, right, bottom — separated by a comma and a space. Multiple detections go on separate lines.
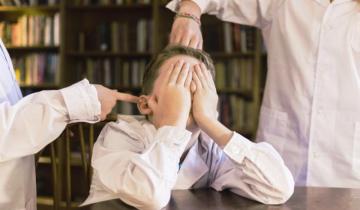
82, 115, 294, 209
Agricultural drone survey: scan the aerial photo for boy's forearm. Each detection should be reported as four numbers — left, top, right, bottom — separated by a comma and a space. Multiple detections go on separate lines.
197, 117, 233, 148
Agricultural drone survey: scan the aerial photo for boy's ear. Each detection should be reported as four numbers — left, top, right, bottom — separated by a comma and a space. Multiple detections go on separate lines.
137, 95, 153, 115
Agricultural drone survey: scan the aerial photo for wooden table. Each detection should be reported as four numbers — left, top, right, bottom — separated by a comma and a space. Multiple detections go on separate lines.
84, 187, 360, 210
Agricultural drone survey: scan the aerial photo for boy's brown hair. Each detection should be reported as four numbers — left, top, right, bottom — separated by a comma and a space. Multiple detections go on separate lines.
141, 45, 215, 95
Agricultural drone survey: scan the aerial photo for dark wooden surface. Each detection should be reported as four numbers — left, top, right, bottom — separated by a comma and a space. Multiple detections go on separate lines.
83, 187, 360, 210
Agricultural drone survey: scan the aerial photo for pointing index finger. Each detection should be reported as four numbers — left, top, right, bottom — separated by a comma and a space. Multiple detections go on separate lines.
114, 91, 139, 103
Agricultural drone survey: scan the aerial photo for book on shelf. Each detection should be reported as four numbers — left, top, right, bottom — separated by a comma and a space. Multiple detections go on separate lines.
219, 95, 254, 133
72, 0, 151, 6
214, 58, 254, 92
203, 21, 256, 53
78, 19, 152, 53
0, 0, 59, 6
0, 13, 60, 47
12, 53, 60, 86
78, 58, 147, 88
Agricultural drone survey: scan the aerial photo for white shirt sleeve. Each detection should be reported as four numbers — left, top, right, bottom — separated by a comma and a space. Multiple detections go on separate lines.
167, 0, 286, 28
210, 132, 294, 204
90, 124, 192, 210
0, 79, 101, 162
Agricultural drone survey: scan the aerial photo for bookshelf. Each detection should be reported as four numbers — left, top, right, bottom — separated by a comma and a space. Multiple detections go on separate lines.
0, 0, 266, 209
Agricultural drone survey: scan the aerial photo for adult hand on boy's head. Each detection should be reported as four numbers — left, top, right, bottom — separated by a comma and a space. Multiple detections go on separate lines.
169, 1, 202, 49
192, 63, 219, 126
149, 60, 192, 129
95, 85, 139, 120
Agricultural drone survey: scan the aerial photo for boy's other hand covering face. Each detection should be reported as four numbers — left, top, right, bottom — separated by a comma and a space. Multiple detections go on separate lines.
138, 54, 215, 131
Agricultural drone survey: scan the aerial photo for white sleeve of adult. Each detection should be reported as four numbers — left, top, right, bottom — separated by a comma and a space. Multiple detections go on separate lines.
211, 132, 295, 204
167, 0, 286, 28
0, 79, 101, 162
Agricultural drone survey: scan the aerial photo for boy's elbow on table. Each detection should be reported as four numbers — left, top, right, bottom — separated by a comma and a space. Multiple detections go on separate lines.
258, 175, 295, 205
128, 188, 171, 210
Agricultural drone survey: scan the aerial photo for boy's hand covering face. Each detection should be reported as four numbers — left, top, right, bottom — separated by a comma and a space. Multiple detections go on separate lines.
148, 60, 193, 129
192, 63, 219, 125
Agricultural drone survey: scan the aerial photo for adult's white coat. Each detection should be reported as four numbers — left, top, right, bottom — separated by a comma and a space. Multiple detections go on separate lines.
168, 0, 360, 187
0, 37, 100, 210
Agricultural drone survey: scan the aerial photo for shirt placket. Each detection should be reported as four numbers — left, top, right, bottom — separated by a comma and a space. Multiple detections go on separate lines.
307, 5, 335, 182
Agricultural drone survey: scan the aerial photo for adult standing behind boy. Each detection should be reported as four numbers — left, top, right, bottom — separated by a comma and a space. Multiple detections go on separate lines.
167, 0, 360, 188
0, 36, 139, 210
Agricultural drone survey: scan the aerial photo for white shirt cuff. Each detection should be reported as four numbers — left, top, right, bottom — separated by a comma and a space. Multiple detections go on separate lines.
60, 79, 101, 123
166, 0, 209, 14
223, 132, 254, 164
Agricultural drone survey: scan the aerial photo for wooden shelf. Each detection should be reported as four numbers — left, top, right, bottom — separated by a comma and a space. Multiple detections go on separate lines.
0, 6, 60, 13
67, 51, 152, 58
7, 46, 59, 52
67, 4, 152, 11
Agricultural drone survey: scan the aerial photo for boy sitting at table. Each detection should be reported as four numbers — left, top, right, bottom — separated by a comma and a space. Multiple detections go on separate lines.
81, 46, 294, 209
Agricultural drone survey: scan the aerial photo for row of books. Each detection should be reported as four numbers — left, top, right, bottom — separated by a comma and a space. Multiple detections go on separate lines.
78, 19, 152, 52
219, 95, 255, 133
0, 0, 58, 6
12, 53, 59, 85
214, 59, 254, 91
77, 58, 148, 87
223, 23, 256, 53
73, 0, 151, 6
203, 22, 256, 53
0, 14, 60, 47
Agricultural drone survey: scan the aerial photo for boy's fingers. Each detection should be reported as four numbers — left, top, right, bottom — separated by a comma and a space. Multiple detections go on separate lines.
169, 60, 184, 84
200, 63, 213, 89
163, 63, 175, 85
195, 64, 208, 89
192, 68, 203, 90
200, 63, 216, 90
185, 69, 193, 89
177, 63, 190, 85
114, 92, 139, 103
190, 81, 197, 93
207, 70, 216, 90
